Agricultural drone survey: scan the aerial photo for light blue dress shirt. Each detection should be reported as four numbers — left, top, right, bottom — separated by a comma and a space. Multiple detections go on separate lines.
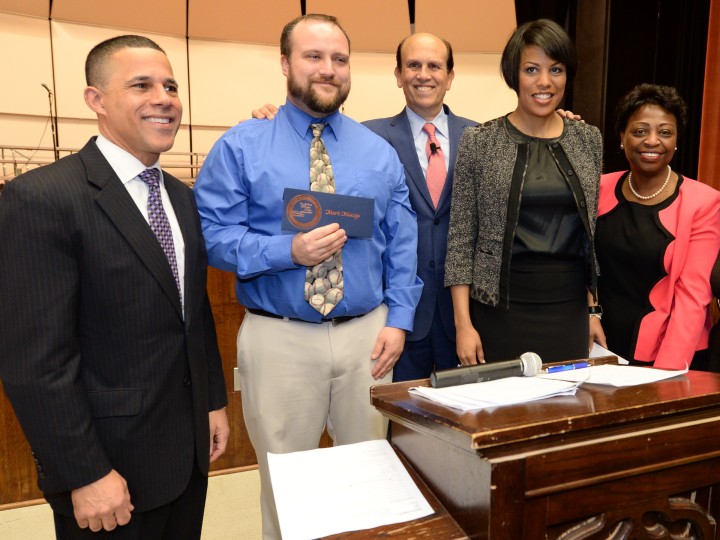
193, 100, 422, 330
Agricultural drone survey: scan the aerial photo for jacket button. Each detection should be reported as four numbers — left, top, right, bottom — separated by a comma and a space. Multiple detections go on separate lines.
580, 201, 586, 208
429, 261, 435, 268
566, 170, 574, 176
183, 376, 192, 387
434, 218, 440, 225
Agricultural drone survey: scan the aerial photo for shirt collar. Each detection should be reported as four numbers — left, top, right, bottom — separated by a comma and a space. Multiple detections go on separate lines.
405, 105, 449, 140
95, 135, 161, 186
283, 99, 343, 142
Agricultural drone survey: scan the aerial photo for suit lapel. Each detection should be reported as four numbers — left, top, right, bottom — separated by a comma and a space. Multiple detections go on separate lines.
165, 175, 198, 327
387, 111, 436, 210
436, 106, 474, 211
80, 140, 183, 319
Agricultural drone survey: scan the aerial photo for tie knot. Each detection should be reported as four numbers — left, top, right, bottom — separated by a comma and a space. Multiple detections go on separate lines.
311, 123, 327, 138
139, 168, 160, 188
423, 123, 437, 137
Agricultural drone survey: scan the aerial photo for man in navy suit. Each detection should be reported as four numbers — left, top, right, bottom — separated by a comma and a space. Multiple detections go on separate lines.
364, 33, 477, 381
0, 35, 228, 538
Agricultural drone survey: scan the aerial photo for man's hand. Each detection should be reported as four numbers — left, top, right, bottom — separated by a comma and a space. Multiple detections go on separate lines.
370, 327, 406, 379
291, 224, 347, 267
251, 104, 280, 120
71, 469, 133, 532
209, 407, 230, 463
556, 108, 584, 122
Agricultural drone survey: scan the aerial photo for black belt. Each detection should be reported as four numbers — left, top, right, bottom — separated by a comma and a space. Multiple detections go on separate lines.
246, 308, 365, 326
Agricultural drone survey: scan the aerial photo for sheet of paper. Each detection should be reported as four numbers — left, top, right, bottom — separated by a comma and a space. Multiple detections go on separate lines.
590, 342, 629, 364
409, 376, 580, 411
539, 363, 688, 386
268, 439, 433, 540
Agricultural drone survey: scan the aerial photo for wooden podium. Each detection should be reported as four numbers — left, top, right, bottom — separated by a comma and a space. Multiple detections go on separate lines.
371, 368, 720, 539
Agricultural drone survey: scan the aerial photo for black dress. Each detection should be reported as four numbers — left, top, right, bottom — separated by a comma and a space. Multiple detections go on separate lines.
595, 173, 676, 362
471, 123, 589, 362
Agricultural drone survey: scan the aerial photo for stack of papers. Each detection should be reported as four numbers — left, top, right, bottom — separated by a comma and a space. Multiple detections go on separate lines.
539, 363, 688, 386
409, 376, 580, 411
268, 440, 433, 540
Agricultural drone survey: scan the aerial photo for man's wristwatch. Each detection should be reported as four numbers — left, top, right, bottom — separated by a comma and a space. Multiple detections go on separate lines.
588, 305, 603, 319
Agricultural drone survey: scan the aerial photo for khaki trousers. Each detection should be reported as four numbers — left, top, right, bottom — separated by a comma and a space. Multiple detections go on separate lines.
237, 304, 391, 540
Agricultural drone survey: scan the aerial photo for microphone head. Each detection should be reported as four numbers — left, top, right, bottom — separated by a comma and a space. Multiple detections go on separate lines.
519, 352, 542, 376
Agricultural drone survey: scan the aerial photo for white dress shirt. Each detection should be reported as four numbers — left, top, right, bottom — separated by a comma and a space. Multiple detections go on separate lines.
95, 135, 186, 305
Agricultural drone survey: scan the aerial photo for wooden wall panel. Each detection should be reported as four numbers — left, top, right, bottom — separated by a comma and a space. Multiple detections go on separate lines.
0, 0, 47, 18
51, 0, 186, 37
307, 0, 410, 52
415, 0, 516, 53
0, 13, 53, 117
188, 0, 300, 44
0, 386, 43, 506
188, 40, 286, 128
698, 0, 720, 190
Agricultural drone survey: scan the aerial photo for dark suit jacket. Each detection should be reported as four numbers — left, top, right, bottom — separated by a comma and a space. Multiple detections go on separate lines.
0, 139, 227, 516
364, 106, 477, 341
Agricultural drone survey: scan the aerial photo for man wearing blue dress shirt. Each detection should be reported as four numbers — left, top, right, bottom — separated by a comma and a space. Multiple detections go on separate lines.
193, 14, 422, 540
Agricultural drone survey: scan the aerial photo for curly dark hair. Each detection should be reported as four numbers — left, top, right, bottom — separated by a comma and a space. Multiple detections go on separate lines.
614, 84, 688, 137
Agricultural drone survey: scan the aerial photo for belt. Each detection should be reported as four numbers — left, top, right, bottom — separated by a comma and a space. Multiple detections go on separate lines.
246, 308, 365, 326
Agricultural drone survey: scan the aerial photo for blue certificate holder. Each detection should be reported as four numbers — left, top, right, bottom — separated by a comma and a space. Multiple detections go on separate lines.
281, 188, 374, 238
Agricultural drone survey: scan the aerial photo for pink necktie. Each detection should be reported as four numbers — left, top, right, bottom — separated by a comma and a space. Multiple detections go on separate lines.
423, 123, 446, 208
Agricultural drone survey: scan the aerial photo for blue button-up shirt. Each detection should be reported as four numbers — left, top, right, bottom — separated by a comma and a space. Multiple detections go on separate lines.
193, 100, 422, 330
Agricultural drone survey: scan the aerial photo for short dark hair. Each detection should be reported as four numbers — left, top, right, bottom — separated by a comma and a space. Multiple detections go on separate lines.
614, 83, 688, 137
395, 34, 454, 73
500, 19, 576, 93
280, 14, 351, 58
86, 35, 165, 87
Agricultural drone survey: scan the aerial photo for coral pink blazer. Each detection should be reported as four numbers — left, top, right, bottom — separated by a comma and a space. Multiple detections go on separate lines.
598, 172, 720, 369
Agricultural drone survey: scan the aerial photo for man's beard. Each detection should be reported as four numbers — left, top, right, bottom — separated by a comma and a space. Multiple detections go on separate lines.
287, 72, 349, 115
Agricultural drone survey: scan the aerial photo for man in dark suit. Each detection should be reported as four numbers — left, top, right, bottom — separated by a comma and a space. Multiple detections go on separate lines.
0, 35, 228, 539
364, 33, 477, 381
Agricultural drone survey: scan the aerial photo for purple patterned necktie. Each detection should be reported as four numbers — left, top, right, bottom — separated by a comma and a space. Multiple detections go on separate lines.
138, 168, 182, 304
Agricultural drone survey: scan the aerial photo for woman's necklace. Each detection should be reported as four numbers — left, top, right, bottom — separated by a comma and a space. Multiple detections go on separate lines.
627, 165, 672, 200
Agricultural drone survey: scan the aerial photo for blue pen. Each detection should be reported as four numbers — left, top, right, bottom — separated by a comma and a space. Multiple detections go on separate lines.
546, 361, 590, 373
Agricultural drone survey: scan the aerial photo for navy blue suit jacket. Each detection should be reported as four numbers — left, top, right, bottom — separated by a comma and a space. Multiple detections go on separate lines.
364, 106, 477, 341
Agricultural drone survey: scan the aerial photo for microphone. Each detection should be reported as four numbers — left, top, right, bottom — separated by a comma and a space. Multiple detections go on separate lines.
429, 142, 439, 155
430, 352, 542, 388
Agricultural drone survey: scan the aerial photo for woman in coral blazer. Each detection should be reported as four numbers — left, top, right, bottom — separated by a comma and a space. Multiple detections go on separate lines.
595, 84, 720, 369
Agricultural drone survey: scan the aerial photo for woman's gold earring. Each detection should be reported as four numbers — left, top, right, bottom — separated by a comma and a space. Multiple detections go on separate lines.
620, 144, 624, 149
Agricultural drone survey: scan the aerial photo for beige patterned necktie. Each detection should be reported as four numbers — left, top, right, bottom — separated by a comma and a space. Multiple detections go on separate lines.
305, 123, 343, 315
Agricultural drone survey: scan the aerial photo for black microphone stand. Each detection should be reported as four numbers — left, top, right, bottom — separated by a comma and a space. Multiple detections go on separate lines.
41, 83, 59, 161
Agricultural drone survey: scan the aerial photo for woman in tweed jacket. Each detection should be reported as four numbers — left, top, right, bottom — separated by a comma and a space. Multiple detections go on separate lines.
445, 19, 604, 364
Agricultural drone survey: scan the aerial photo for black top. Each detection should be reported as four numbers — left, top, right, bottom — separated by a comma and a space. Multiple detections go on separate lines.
506, 121, 585, 261
596, 173, 680, 360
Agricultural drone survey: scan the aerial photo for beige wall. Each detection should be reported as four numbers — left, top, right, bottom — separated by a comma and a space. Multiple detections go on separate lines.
0, 3, 517, 177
